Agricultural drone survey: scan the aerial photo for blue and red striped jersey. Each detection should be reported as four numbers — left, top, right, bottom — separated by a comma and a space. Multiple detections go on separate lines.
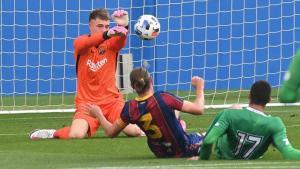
120, 91, 189, 157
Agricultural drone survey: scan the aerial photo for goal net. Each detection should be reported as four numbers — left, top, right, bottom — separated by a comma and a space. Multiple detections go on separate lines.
1, 0, 299, 114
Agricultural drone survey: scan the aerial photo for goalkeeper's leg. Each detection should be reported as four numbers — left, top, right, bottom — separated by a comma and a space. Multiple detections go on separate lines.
279, 50, 300, 103
53, 126, 71, 139
54, 112, 99, 139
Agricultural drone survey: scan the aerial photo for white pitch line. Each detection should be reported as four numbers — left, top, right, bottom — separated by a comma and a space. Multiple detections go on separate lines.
0, 130, 106, 136
0, 116, 70, 121
95, 167, 300, 169
70, 161, 300, 169
93, 166, 300, 169
0, 133, 28, 136
285, 124, 300, 128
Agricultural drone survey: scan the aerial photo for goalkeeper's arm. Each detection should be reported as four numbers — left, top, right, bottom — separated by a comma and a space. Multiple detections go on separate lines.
104, 9, 129, 52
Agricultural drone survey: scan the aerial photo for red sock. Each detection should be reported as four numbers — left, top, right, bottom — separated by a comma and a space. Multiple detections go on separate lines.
54, 126, 71, 139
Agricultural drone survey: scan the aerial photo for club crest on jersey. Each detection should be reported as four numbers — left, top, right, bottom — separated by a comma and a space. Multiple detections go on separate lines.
86, 58, 107, 72
98, 46, 106, 55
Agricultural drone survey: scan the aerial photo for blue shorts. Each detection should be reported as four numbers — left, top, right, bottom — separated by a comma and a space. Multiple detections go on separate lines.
184, 133, 204, 157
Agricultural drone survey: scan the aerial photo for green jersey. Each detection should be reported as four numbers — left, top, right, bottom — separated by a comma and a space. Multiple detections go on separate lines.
279, 50, 300, 103
200, 107, 300, 160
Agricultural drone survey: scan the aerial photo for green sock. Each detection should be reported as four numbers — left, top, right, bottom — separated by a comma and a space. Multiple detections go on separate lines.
279, 50, 300, 103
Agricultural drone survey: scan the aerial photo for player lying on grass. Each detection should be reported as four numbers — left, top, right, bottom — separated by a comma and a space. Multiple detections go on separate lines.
199, 80, 300, 160
29, 8, 143, 140
279, 50, 300, 103
81, 67, 205, 158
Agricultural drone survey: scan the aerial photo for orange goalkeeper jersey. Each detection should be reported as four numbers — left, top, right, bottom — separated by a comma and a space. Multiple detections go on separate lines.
73, 32, 127, 107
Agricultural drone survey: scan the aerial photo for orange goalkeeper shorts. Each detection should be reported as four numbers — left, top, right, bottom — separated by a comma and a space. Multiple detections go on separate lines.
74, 100, 125, 137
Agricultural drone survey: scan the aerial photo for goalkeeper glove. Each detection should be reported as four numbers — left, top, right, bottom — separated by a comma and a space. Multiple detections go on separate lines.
111, 9, 129, 27
107, 26, 128, 37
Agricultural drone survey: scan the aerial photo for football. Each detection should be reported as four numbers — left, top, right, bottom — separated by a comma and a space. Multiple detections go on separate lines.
134, 15, 160, 40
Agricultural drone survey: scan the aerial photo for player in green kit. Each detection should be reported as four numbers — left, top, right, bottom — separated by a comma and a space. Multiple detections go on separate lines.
279, 50, 300, 103
200, 80, 300, 160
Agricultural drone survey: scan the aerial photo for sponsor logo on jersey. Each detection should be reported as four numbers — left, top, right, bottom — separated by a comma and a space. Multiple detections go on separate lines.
86, 58, 107, 72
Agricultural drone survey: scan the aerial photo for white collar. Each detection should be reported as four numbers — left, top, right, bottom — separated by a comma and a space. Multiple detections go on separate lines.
246, 107, 268, 117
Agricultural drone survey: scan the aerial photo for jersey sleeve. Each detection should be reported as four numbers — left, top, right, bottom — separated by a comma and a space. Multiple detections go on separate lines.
272, 118, 300, 160
160, 92, 184, 111
73, 32, 106, 57
200, 111, 229, 160
119, 101, 131, 124
105, 35, 127, 52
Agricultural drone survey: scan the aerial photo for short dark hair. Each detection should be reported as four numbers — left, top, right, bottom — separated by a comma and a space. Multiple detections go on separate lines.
130, 67, 151, 95
249, 80, 271, 106
89, 9, 109, 22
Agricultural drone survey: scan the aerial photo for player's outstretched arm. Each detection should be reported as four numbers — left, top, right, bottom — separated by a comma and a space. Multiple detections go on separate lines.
80, 103, 125, 138
181, 76, 205, 115
105, 9, 129, 52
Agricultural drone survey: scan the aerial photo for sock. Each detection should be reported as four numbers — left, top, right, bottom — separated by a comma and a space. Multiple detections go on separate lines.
53, 126, 71, 139
279, 50, 300, 103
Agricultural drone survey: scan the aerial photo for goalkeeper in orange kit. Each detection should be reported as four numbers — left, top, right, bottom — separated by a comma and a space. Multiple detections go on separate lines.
29, 8, 143, 139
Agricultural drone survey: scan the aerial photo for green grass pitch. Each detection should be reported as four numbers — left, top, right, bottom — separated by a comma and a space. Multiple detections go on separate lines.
0, 106, 299, 168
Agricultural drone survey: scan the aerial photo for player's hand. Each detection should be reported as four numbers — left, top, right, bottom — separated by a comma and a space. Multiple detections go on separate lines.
88, 104, 103, 118
191, 76, 204, 89
230, 104, 243, 109
107, 26, 128, 37
187, 156, 199, 160
78, 103, 103, 118
112, 9, 129, 26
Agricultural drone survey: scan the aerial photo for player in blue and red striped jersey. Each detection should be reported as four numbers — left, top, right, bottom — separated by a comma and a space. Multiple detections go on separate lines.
82, 67, 205, 158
